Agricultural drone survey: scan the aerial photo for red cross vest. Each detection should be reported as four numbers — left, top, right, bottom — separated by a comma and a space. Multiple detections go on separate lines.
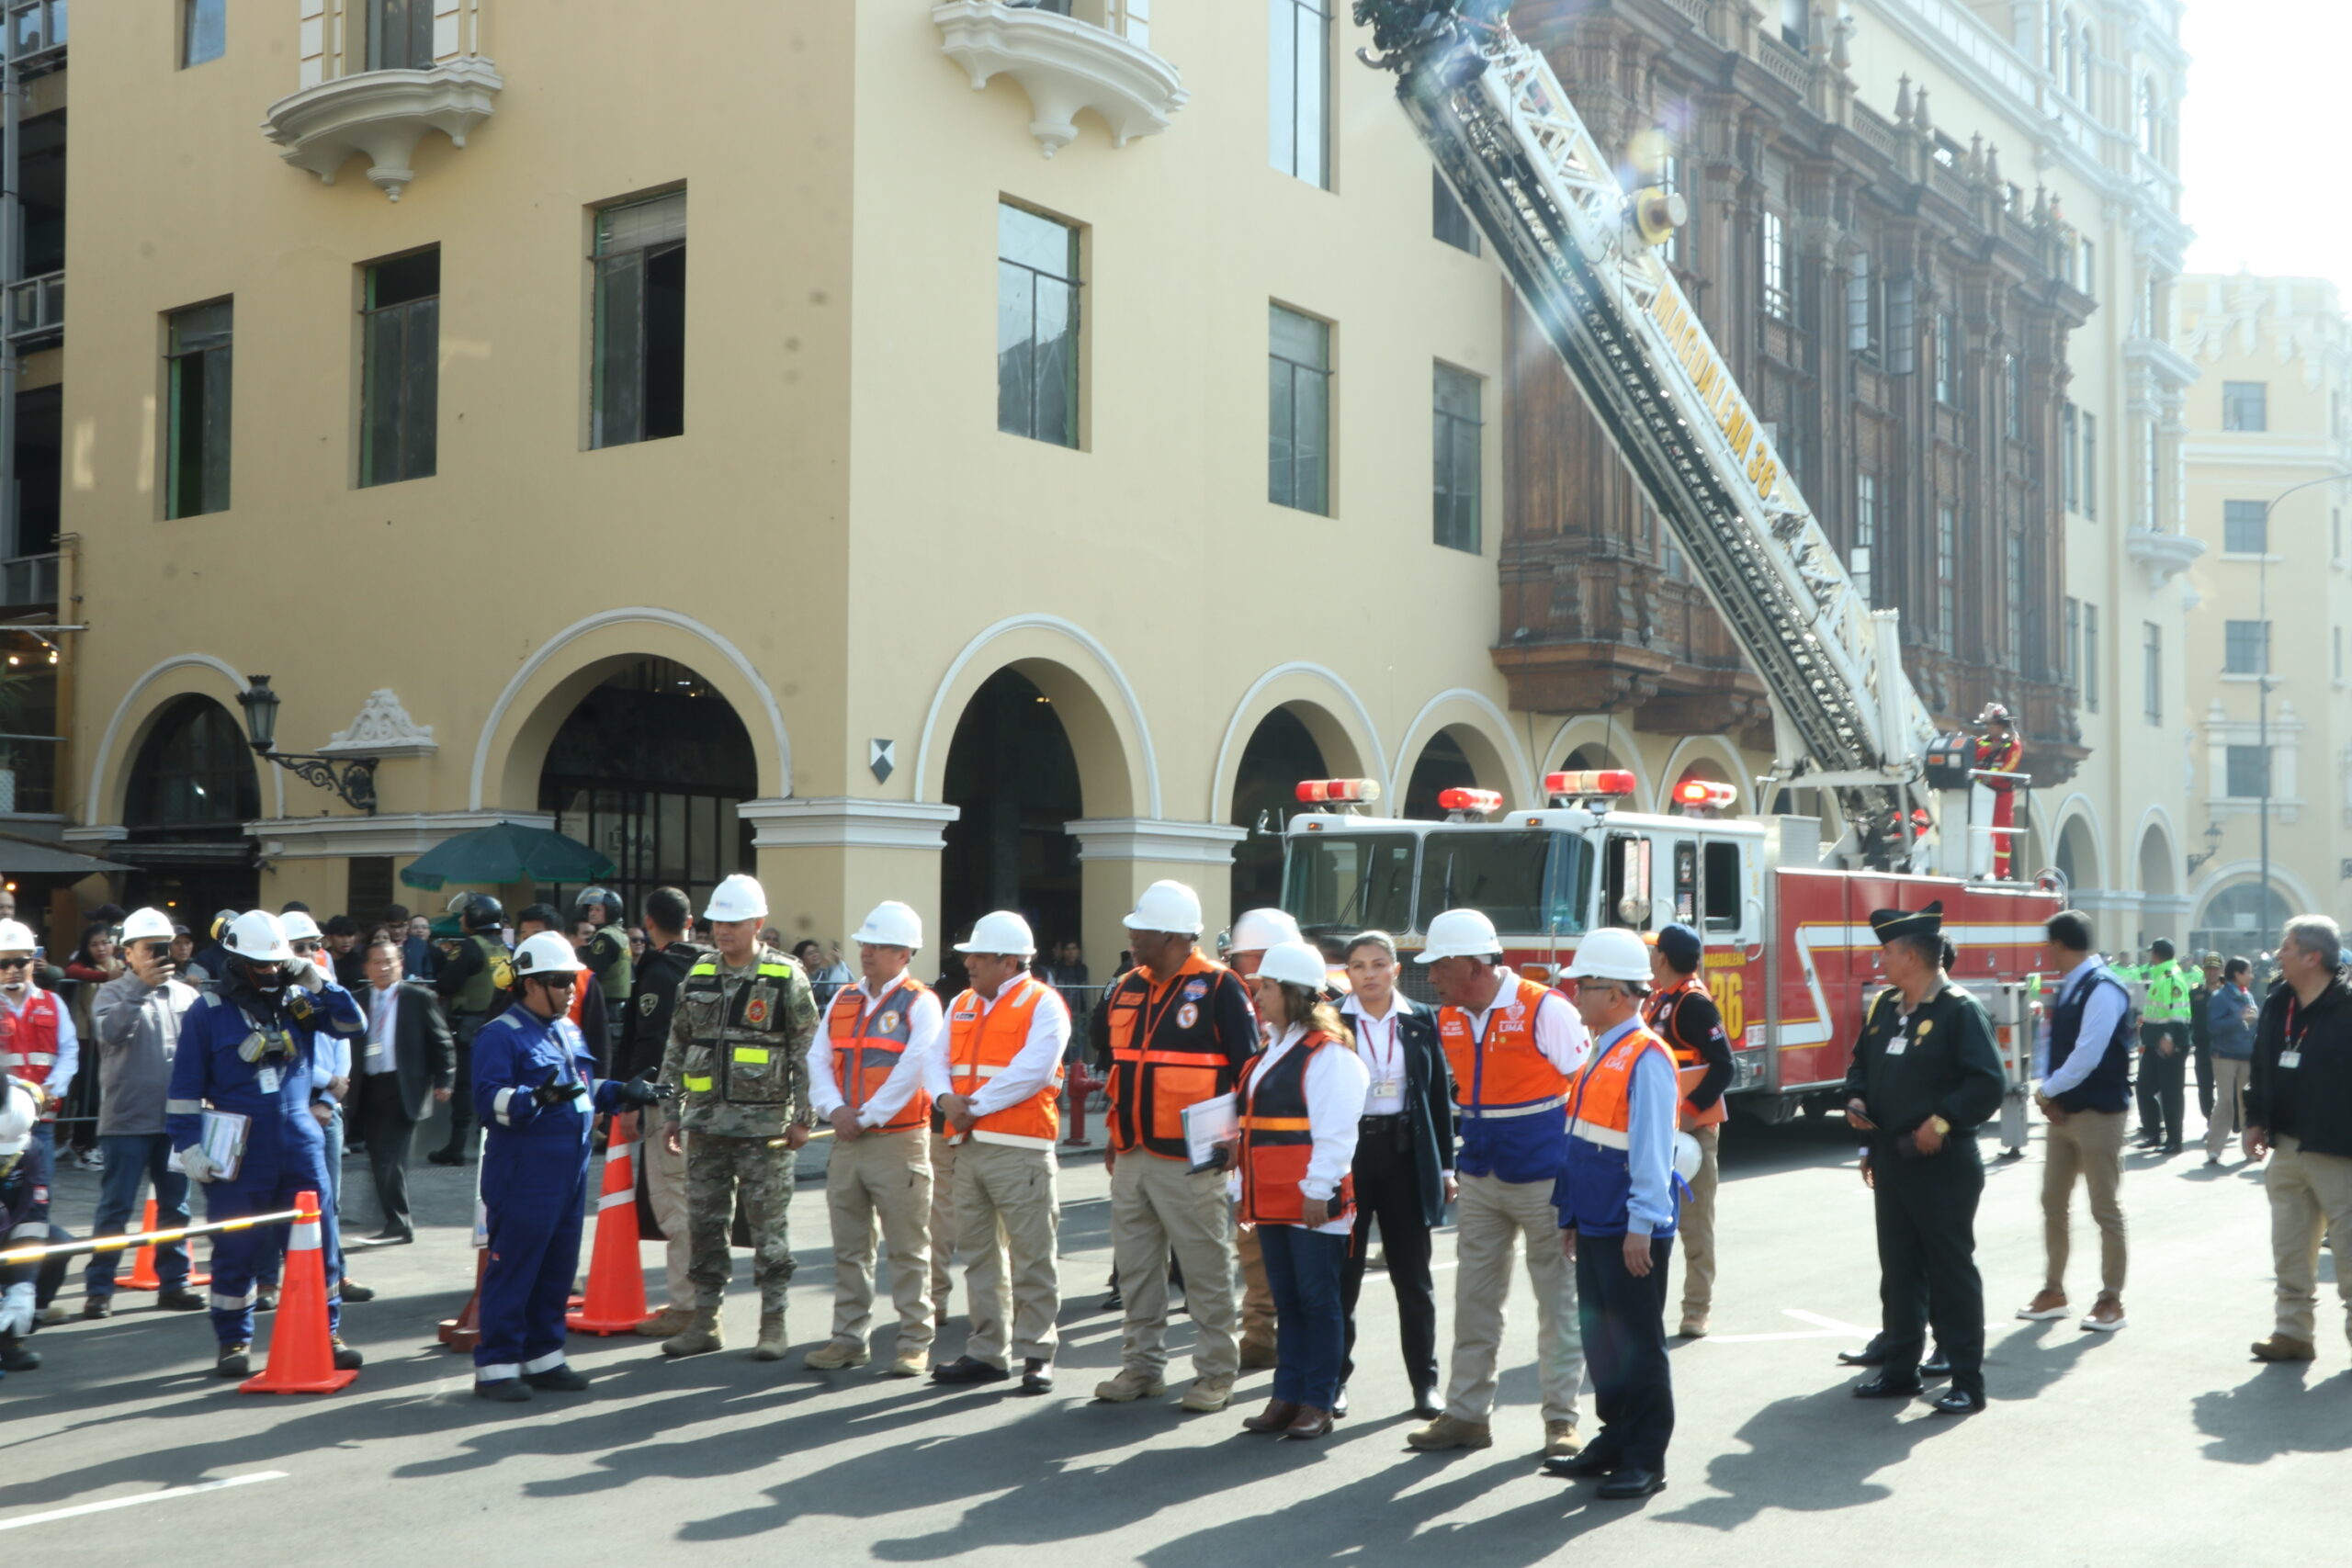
0, 990, 63, 1122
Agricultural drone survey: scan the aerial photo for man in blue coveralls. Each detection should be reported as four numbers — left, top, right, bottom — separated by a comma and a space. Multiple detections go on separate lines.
471, 931, 665, 1403
167, 910, 368, 1378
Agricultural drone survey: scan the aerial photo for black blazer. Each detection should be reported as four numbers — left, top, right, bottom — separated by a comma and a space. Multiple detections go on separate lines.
1346, 996, 1456, 1229
364, 981, 456, 1122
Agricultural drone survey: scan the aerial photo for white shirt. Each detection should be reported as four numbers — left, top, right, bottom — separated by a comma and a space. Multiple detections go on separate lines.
1341, 992, 1409, 1116
804, 972, 946, 1127
1, 984, 78, 1097
2034, 953, 2129, 1098
364, 983, 402, 1075
955, 974, 1073, 1140
1246, 1022, 1369, 1234
1460, 966, 1589, 1080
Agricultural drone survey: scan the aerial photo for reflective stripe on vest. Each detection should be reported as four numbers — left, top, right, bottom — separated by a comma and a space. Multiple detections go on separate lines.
1, 990, 63, 1120
828, 976, 931, 1133
1104, 953, 1243, 1159
946, 976, 1063, 1149
1238, 1032, 1354, 1227
1642, 976, 1728, 1129
1562, 1023, 1679, 1236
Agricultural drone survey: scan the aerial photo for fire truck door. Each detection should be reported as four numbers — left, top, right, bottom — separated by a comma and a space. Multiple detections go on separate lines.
1603, 832, 1654, 930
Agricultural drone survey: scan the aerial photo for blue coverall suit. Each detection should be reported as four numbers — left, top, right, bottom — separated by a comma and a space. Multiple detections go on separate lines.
165, 974, 365, 1345
473, 1005, 633, 1382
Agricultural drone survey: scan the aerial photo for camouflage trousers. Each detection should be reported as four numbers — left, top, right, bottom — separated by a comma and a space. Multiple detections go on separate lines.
685, 1133, 798, 1316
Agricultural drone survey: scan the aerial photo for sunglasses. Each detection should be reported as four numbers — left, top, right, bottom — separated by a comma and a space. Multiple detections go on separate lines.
290, 939, 323, 954
0, 957, 28, 972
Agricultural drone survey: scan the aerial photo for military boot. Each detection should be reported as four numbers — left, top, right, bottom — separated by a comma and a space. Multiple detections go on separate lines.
662, 1306, 726, 1358
753, 1307, 788, 1361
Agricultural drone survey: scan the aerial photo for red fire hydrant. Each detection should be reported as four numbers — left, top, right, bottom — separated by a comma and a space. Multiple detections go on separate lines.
1062, 1061, 1101, 1146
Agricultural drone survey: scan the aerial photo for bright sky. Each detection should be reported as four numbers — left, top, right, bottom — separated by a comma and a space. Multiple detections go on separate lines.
2178, 0, 2352, 280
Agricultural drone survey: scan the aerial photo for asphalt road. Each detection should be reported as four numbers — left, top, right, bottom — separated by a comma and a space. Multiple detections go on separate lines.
8, 1110, 2348, 1567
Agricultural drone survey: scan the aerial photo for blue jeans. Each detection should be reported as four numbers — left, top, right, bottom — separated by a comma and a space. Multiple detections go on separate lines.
83, 1134, 192, 1298
1261, 1224, 1348, 1409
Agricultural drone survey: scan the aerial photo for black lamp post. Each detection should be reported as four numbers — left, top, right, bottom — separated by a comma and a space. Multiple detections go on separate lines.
236, 673, 380, 815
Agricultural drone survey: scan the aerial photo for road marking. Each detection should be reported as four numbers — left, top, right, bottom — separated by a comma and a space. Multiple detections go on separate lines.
1699, 1308, 1871, 1345
1783, 1308, 1870, 1335
0, 1472, 288, 1532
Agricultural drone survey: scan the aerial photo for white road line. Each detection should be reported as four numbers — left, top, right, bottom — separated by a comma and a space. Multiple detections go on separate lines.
0, 1472, 288, 1532
1701, 1328, 1850, 1343
1782, 1308, 1871, 1335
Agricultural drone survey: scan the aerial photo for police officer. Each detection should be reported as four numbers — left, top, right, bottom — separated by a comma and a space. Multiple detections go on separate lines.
575, 886, 633, 1058
1841, 903, 2006, 1415
618, 886, 708, 1338
470, 932, 665, 1401
166, 911, 368, 1378
658, 874, 818, 1361
429, 893, 514, 1166
1643, 923, 1731, 1338
2136, 939, 2194, 1154
1, 1077, 73, 1378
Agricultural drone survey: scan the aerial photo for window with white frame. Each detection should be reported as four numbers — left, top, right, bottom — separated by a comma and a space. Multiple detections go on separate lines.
1269, 0, 1331, 188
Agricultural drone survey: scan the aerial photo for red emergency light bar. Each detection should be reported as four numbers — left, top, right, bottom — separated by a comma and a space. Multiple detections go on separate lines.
1673, 779, 1738, 811
1295, 778, 1382, 805
1437, 787, 1503, 815
1543, 769, 1637, 800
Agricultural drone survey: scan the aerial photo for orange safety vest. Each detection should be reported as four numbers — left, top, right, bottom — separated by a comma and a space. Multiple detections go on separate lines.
945, 975, 1065, 1150
1105, 951, 1252, 1159
1438, 974, 1571, 1111
1561, 1021, 1680, 1237
1642, 976, 1728, 1130
826, 976, 933, 1133
1238, 1030, 1355, 1227
0, 990, 64, 1122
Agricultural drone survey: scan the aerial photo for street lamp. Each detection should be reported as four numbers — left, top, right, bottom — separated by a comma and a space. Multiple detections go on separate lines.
2254, 472, 2352, 951
235, 673, 381, 815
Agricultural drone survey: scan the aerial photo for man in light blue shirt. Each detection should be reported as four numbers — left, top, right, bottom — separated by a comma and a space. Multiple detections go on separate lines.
2022, 911, 2132, 1332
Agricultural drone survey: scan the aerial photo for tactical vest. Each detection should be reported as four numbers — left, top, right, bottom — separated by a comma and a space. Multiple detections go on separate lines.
675, 950, 807, 1112
452, 933, 513, 1018
1105, 952, 1248, 1160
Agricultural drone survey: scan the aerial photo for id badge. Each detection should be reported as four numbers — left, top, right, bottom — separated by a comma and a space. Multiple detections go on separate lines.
1883, 1034, 1909, 1057
1372, 1077, 1403, 1100
2279, 1050, 2303, 1070
257, 1066, 282, 1094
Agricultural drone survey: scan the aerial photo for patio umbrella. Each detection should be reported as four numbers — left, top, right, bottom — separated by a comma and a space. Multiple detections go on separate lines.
398, 822, 615, 891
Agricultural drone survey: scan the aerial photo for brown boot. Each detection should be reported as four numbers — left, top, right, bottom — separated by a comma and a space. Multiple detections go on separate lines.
1237, 1338, 1278, 1371
1240, 1398, 1300, 1433
662, 1307, 725, 1358
1407, 1414, 1493, 1451
1283, 1405, 1333, 1438
2251, 1333, 2317, 1362
634, 1306, 694, 1338
752, 1308, 788, 1361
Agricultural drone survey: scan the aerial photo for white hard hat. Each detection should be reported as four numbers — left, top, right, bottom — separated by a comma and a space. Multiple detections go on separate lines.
1254, 940, 1328, 990
1673, 1131, 1702, 1185
1229, 908, 1303, 954
0, 1077, 36, 1158
513, 930, 586, 978
1124, 879, 1204, 936
854, 900, 924, 951
222, 910, 294, 964
956, 910, 1035, 957
1417, 908, 1502, 964
279, 910, 323, 943
702, 874, 769, 924
0, 919, 34, 954
1565, 927, 1652, 983
120, 908, 176, 943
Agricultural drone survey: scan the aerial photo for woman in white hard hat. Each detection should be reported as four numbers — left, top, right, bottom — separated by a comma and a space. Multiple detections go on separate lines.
1220, 907, 1306, 1374
1229, 940, 1367, 1439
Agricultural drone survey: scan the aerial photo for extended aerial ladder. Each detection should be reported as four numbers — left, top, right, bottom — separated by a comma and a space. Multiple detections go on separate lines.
1355, 3, 1945, 871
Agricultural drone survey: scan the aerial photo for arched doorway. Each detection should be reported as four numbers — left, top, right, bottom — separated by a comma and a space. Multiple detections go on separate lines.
1667, 758, 1740, 817
2053, 816, 2098, 900
1402, 731, 1477, 818
537, 658, 757, 919
1229, 706, 1330, 913
940, 666, 1084, 955
2192, 880, 2293, 960
120, 694, 261, 921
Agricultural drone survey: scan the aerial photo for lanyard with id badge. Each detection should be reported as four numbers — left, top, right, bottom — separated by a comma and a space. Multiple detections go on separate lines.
2280, 998, 2310, 1071
1358, 1012, 1404, 1102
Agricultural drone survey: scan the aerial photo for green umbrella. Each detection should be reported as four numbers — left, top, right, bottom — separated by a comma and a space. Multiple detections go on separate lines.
399, 822, 616, 892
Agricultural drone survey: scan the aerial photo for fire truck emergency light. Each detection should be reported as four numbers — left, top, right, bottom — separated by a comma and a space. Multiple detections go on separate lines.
1295, 778, 1382, 805
1543, 769, 1638, 799
1437, 787, 1503, 815
1673, 779, 1739, 811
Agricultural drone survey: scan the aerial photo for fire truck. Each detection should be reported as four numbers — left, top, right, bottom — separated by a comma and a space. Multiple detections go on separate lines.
1266, 6, 2063, 1121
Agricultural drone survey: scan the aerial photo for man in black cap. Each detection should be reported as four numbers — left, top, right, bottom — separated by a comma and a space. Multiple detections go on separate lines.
1841, 902, 2007, 1415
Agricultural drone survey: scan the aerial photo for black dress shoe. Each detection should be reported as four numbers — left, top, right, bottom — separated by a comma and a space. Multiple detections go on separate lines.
526, 1364, 591, 1392
1331, 1386, 1349, 1419
427, 1148, 463, 1167
0, 1339, 40, 1371
156, 1289, 207, 1312
1850, 1374, 1924, 1399
1921, 1350, 1951, 1380
474, 1378, 531, 1403
1101, 1291, 1123, 1313
1836, 1345, 1886, 1367
1596, 1467, 1667, 1500
362, 1228, 414, 1247
931, 1355, 1010, 1385
337, 1280, 376, 1303
1544, 1449, 1621, 1479
1411, 1389, 1442, 1420
1021, 1358, 1054, 1393
1930, 1386, 1986, 1416
81, 1297, 112, 1320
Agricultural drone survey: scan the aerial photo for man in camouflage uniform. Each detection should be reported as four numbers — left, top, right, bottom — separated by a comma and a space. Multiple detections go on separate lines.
657, 874, 817, 1360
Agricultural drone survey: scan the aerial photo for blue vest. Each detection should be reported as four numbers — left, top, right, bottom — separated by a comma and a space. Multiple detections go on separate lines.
2049, 967, 2133, 1114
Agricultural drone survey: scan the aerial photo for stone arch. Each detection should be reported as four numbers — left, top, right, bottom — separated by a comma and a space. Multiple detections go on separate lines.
2134, 813, 2177, 897
473, 608, 791, 811
1540, 714, 1653, 809
1391, 690, 1534, 807
1209, 664, 1385, 823
2048, 795, 2103, 897
2190, 864, 2312, 958
1659, 735, 1757, 815
85, 654, 286, 825
913, 615, 1152, 820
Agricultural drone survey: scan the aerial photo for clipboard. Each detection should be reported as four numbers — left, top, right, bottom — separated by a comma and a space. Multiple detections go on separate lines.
1182, 1093, 1238, 1173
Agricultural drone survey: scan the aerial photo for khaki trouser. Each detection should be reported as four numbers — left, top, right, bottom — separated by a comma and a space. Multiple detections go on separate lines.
957, 1138, 1060, 1368
1238, 1221, 1276, 1355
2265, 1134, 2352, 1346
2206, 1057, 2253, 1158
644, 1122, 693, 1313
1111, 1150, 1239, 1382
2041, 1107, 2127, 1298
824, 1127, 934, 1354
1445, 1172, 1582, 1427
930, 1131, 958, 1320
1679, 1122, 1721, 1319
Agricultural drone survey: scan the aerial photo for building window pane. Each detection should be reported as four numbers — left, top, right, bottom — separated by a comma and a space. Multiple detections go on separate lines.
2063, 403, 2079, 510
1762, 211, 1788, 320
1851, 472, 1877, 606
1936, 502, 1958, 651
592, 191, 687, 449
1433, 363, 1481, 553
2222, 498, 2267, 554
368, 0, 435, 71
2083, 411, 2098, 518
1269, 305, 1329, 514
2084, 603, 2100, 710
2006, 532, 2026, 660
164, 301, 233, 519
2224, 619, 2270, 675
1269, 0, 1330, 188
1933, 310, 1956, 404
360, 250, 439, 488
2004, 353, 2023, 441
2222, 380, 2268, 433
2225, 745, 2270, 799
181, 0, 226, 66
1848, 250, 1875, 361
2143, 621, 2162, 722
996, 203, 1081, 449
1432, 168, 1479, 255
2064, 597, 2080, 694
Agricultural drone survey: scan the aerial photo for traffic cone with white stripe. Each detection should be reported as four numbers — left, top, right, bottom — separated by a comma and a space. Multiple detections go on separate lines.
566, 1119, 648, 1335
117, 1198, 211, 1291
242, 1190, 358, 1394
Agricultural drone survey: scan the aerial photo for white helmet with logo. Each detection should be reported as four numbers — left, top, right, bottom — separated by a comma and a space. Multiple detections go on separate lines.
0, 1077, 38, 1160
0, 919, 34, 955
1123, 880, 1204, 936
1228, 908, 1303, 954
1564, 927, 1652, 984
1254, 940, 1328, 990
702, 874, 768, 924
120, 908, 176, 944
221, 910, 294, 964
513, 931, 586, 978
1416, 908, 1502, 964
854, 900, 924, 951
955, 910, 1035, 957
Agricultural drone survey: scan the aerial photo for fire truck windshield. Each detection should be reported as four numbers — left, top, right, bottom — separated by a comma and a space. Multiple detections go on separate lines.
1283, 833, 1417, 934
1421, 829, 1589, 937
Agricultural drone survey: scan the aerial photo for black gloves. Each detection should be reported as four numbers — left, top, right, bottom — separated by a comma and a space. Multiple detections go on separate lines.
533, 1069, 588, 1108
614, 1071, 668, 1109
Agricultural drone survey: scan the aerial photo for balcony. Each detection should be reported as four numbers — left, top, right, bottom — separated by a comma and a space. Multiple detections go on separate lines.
3, 0, 65, 73
261, 1, 501, 201
4, 269, 60, 350
0, 552, 57, 608
934, 0, 1187, 158
2128, 525, 2204, 591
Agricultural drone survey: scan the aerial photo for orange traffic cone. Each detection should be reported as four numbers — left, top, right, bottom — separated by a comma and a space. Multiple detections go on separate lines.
566, 1120, 647, 1335
242, 1190, 357, 1394
117, 1199, 211, 1290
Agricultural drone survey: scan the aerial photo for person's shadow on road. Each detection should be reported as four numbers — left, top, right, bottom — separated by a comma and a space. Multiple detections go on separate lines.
2192, 1361, 2352, 1465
